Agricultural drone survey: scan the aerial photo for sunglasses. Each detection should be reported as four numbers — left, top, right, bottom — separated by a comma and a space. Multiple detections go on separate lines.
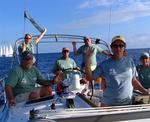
22, 57, 33, 61
25, 37, 32, 39
63, 50, 69, 53
112, 44, 125, 48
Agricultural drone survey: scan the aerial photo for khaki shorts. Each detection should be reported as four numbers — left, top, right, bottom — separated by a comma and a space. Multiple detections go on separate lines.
15, 88, 41, 103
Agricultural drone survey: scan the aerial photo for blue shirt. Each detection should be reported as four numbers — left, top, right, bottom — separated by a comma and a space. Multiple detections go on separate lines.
93, 56, 137, 106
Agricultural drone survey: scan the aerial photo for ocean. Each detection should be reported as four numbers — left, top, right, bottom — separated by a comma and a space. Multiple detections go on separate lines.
0, 48, 150, 79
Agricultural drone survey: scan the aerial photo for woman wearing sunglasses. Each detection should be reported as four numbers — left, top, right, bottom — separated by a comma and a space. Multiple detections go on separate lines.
85, 35, 149, 107
18, 28, 47, 55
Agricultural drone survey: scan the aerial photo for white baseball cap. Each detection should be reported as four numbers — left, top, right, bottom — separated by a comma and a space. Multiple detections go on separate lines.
111, 35, 126, 45
140, 52, 149, 59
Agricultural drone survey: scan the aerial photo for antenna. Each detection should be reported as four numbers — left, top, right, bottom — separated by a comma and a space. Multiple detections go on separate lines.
23, 0, 27, 36
107, 1, 113, 43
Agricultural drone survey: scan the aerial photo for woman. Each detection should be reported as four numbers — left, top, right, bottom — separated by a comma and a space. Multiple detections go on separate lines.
85, 35, 149, 106
18, 28, 47, 55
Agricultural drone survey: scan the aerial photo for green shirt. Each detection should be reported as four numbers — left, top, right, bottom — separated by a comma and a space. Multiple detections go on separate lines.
5, 65, 44, 96
52, 57, 77, 79
18, 41, 36, 55
136, 65, 150, 89
78, 44, 104, 66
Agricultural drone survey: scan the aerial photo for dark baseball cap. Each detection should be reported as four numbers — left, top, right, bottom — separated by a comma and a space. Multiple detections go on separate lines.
21, 51, 33, 60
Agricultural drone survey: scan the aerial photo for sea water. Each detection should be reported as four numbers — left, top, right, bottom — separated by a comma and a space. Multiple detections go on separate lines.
0, 48, 150, 78
0, 48, 149, 105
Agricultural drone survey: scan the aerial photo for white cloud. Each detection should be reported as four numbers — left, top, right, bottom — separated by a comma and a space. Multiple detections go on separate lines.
79, 0, 150, 9
127, 33, 150, 49
79, 0, 112, 9
62, 0, 150, 30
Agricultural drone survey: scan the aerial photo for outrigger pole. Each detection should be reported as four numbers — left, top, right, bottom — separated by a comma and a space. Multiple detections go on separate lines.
24, 10, 44, 33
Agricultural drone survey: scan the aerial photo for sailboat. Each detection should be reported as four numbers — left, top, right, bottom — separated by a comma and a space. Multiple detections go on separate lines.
0, 34, 149, 122
0, 46, 3, 57
1, 9, 150, 122
0, 44, 13, 57
8, 44, 13, 57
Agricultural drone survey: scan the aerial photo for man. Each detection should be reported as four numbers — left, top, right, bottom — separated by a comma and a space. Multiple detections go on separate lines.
52, 47, 79, 94
5, 51, 52, 106
72, 37, 111, 71
52, 47, 77, 80
85, 35, 149, 106
136, 52, 150, 88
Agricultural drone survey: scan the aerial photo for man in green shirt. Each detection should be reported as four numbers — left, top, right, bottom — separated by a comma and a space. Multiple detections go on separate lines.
136, 52, 150, 89
52, 47, 77, 80
52, 47, 79, 94
5, 51, 52, 106
72, 37, 111, 71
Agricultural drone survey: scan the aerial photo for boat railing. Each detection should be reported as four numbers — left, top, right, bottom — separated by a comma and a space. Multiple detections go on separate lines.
13, 34, 111, 64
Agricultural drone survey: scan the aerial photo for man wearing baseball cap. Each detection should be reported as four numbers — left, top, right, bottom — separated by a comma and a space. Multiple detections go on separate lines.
53, 47, 77, 80
5, 51, 53, 106
52, 47, 79, 94
72, 37, 111, 71
85, 35, 149, 106
136, 52, 150, 88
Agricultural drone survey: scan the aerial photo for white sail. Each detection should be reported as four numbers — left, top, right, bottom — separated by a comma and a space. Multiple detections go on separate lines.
8, 44, 13, 57
0, 44, 13, 57
0, 46, 3, 56
3, 45, 6, 57
5, 45, 9, 57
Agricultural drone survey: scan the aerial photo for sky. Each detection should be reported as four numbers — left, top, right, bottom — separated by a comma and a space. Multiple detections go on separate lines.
0, 0, 150, 53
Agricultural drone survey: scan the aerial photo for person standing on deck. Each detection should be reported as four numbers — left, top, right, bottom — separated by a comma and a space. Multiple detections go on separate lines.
52, 47, 78, 81
52, 47, 80, 94
136, 52, 150, 89
5, 51, 53, 106
18, 28, 47, 62
72, 37, 111, 71
85, 35, 150, 106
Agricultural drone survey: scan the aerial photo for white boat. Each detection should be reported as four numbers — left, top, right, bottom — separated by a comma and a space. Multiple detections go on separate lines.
0, 34, 150, 122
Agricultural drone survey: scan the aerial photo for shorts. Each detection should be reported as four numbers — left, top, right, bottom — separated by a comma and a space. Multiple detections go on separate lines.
15, 88, 41, 103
